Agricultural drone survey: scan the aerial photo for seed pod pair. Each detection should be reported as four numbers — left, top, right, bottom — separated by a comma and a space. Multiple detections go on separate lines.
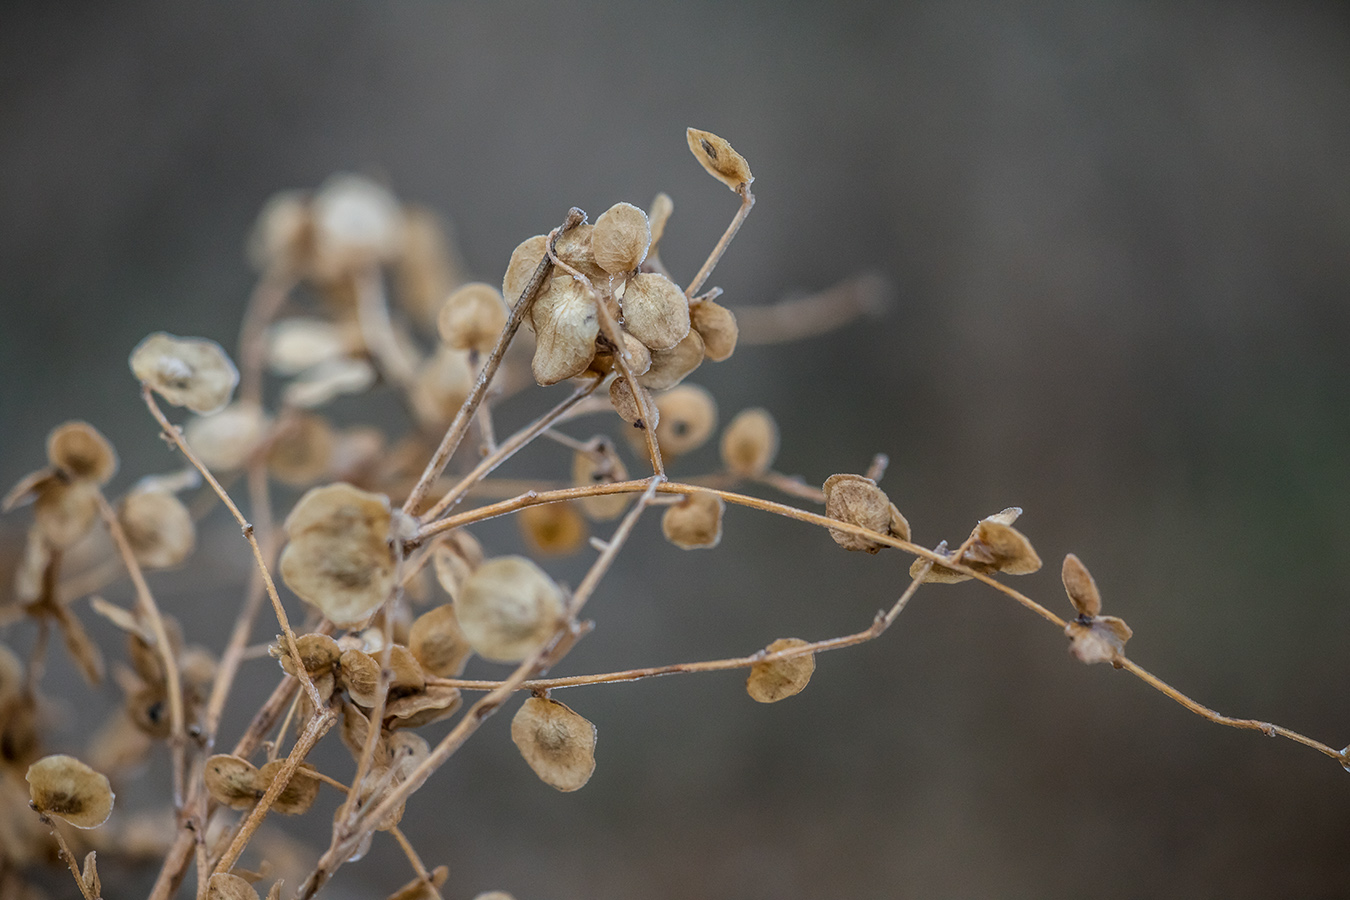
4, 421, 118, 552
1061, 554, 1133, 666
203, 753, 321, 815
910, 508, 1041, 582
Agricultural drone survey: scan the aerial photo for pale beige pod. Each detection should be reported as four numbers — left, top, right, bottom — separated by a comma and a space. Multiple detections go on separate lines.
510, 695, 597, 792
118, 487, 195, 569
686, 128, 754, 191
637, 329, 704, 391
661, 492, 725, 550
130, 332, 240, 415
185, 403, 269, 472
531, 276, 601, 386
438, 282, 507, 355
592, 202, 651, 275
720, 408, 779, 477
620, 272, 690, 352
456, 556, 565, 663
746, 638, 815, 703
652, 384, 718, 457
690, 299, 739, 362
25, 754, 114, 828
822, 474, 894, 553
408, 604, 473, 677
46, 421, 118, 485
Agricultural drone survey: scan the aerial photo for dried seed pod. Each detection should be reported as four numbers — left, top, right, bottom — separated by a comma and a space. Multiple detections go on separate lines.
609, 377, 658, 430
823, 474, 897, 553
283, 357, 377, 409
456, 556, 565, 663
408, 604, 472, 677
117, 487, 195, 569
531, 276, 601, 385
34, 480, 100, 549
387, 865, 450, 900
438, 282, 507, 354
647, 193, 674, 255
637, 329, 704, 391
47, 422, 117, 484
338, 649, 382, 706
247, 189, 314, 276
81, 851, 100, 898
746, 638, 816, 703
621, 273, 690, 351
1065, 616, 1133, 666
661, 492, 725, 550
26, 754, 114, 828
653, 384, 718, 457
311, 173, 403, 278
273, 633, 342, 680
265, 318, 347, 376
511, 696, 597, 792
206, 873, 262, 900
267, 414, 336, 487
690, 299, 739, 362
279, 483, 397, 628
185, 402, 269, 472
592, 202, 651, 275
571, 439, 631, 521
503, 234, 549, 305
590, 329, 652, 378
686, 128, 754, 191
256, 760, 322, 815
430, 530, 484, 601
720, 408, 779, 477
204, 754, 261, 811
1062, 553, 1102, 618
385, 683, 462, 729
967, 520, 1042, 575
518, 501, 588, 556
411, 346, 475, 429
552, 223, 608, 283
130, 332, 240, 415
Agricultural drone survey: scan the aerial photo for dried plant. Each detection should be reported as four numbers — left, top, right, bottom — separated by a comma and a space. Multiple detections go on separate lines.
1, 128, 1345, 900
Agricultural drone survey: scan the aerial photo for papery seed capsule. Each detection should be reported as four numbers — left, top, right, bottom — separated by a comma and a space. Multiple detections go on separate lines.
26, 754, 115, 828
47, 422, 117, 485
503, 234, 549, 306
185, 403, 269, 472
690, 299, 739, 362
510, 696, 597, 792
610, 378, 658, 430
571, 439, 631, 522
661, 493, 725, 550
686, 128, 754, 191
438, 282, 507, 355
592, 202, 651, 275
131, 333, 241, 415
255, 760, 321, 815
970, 520, 1042, 575
247, 189, 314, 277
203, 754, 261, 811
531, 277, 600, 386
411, 347, 475, 428
518, 501, 588, 556
408, 604, 473, 677
746, 638, 815, 703
653, 384, 718, 457
205, 872, 261, 900
1062, 553, 1102, 618
823, 474, 894, 553
456, 556, 565, 663
720, 408, 778, 477
118, 487, 194, 569
637, 329, 704, 391
621, 273, 690, 352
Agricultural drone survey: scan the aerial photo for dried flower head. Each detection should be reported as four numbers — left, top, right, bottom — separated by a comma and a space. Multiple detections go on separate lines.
26, 754, 114, 828
511, 695, 597, 792
457, 556, 565, 663
686, 128, 754, 191
637, 329, 704, 391
118, 486, 195, 569
690, 299, 739, 362
662, 493, 725, 550
518, 501, 589, 556
130, 332, 240, 414
439, 282, 507, 355
592, 202, 651, 275
311, 173, 404, 278
280, 483, 397, 627
746, 638, 816, 703
823, 474, 908, 553
408, 604, 473, 677
1061, 554, 1133, 666
531, 276, 601, 386
185, 402, 269, 472
47, 421, 118, 484
620, 273, 690, 352
720, 408, 778, 477
571, 439, 631, 521
652, 384, 718, 457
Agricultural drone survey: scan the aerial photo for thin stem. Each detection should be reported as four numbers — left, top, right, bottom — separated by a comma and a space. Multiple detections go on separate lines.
237, 268, 295, 407
390, 827, 447, 900
35, 814, 95, 900
355, 266, 419, 389
685, 184, 754, 298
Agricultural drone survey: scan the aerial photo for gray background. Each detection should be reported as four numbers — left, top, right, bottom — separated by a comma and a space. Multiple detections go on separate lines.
3, 2, 1349, 898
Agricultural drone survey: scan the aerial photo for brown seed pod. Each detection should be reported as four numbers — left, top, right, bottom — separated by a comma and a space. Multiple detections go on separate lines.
408, 604, 473, 677
255, 759, 322, 815
338, 649, 381, 706
279, 483, 397, 628
33, 479, 100, 549
531, 276, 601, 386
967, 520, 1042, 575
1062, 553, 1102, 618
411, 347, 475, 429
686, 128, 754, 191
385, 684, 463, 729
310, 173, 403, 279
746, 638, 816, 703
502, 234, 549, 306
609, 377, 658, 430
823, 474, 897, 553
430, 530, 484, 601
592, 202, 651, 275
438, 282, 507, 355
205, 873, 262, 900
387, 865, 450, 900
1065, 616, 1133, 666
510, 696, 597, 792
620, 273, 690, 352
720, 408, 779, 477
590, 329, 652, 378
456, 556, 565, 663
265, 318, 347, 376
653, 384, 718, 457
204, 754, 261, 811
247, 189, 314, 276
647, 193, 674, 256
46, 421, 117, 485
274, 632, 341, 680
690, 299, 739, 362
518, 501, 589, 556
661, 492, 725, 550
571, 439, 631, 522
26, 754, 114, 828
130, 332, 240, 415
118, 487, 195, 569
267, 413, 336, 487
638, 329, 704, 391
552, 223, 608, 283
185, 402, 269, 472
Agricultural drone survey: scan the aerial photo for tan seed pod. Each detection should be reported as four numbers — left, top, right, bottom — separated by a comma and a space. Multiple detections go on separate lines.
457, 556, 565, 663
746, 638, 816, 703
204, 754, 262, 811
118, 487, 195, 569
985, 507, 1022, 526
46, 421, 117, 485
338, 649, 381, 707
256, 760, 322, 815
274, 633, 341, 679
386, 865, 449, 900
823, 474, 896, 553
690, 299, 739, 362
518, 501, 588, 556
661, 492, 725, 550
1065, 616, 1133, 666
502, 234, 549, 306
571, 439, 631, 521
311, 173, 403, 278
609, 377, 658, 430
385, 683, 463, 729
969, 520, 1042, 575
430, 530, 484, 601
620, 272, 690, 351
283, 356, 377, 409
411, 346, 475, 429
81, 850, 100, 898
510, 696, 597, 792
531, 276, 601, 386
279, 483, 396, 628
637, 328, 704, 391
408, 604, 473, 677
647, 192, 674, 255
247, 189, 314, 276
33, 479, 100, 549
720, 408, 779, 477
653, 384, 718, 457
265, 318, 347, 376
590, 329, 652, 378
439, 282, 507, 354
686, 128, 754, 191
267, 414, 336, 487
185, 402, 269, 472
552, 223, 608, 283
205, 873, 262, 900
130, 332, 240, 415
26, 754, 114, 828
1062, 553, 1102, 618
592, 202, 652, 275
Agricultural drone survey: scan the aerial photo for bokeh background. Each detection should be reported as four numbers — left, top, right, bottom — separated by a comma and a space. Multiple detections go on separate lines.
3, 2, 1350, 898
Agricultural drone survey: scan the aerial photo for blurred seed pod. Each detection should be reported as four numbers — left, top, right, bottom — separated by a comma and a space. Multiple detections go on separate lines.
430, 530, 484, 602
1065, 616, 1133, 666
456, 556, 565, 663
265, 318, 347, 376
411, 347, 475, 430
647, 193, 674, 257
609, 377, 657, 430
311, 173, 404, 279
47, 421, 118, 485
518, 501, 588, 556
690, 299, 739, 362
386, 866, 450, 900
130, 332, 240, 415
652, 384, 718, 457
510, 696, 597, 792
661, 492, 725, 550
185, 402, 269, 472
637, 329, 704, 391
571, 439, 631, 521
686, 128, 754, 191
267, 414, 336, 487
247, 189, 314, 276
620, 273, 690, 352
33, 479, 100, 549
823, 474, 899, 553
720, 408, 779, 477
531, 276, 601, 386
256, 759, 322, 815
746, 638, 815, 703
205, 872, 261, 900
408, 604, 472, 677
283, 357, 377, 409
117, 486, 194, 569
204, 754, 261, 811
438, 282, 507, 355
592, 202, 651, 275
26, 754, 114, 828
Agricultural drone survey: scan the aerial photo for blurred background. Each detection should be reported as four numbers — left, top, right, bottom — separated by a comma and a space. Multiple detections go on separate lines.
3, 2, 1350, 898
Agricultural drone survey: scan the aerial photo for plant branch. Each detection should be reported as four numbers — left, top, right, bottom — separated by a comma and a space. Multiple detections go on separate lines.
685, 183, 754, 298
